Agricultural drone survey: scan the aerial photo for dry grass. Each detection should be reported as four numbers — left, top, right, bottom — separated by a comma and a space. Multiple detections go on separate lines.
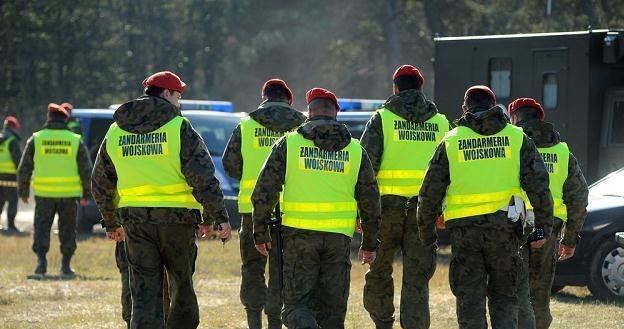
0, 234, 622, 328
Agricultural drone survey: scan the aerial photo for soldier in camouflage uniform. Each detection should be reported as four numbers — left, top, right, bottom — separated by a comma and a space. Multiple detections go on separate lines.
252, 88, 381, 329
223, 79, 305, 329
416, 86, 554, 329
17, 103, 92, 276
361, 65, 448, 329
0, 116, 22, 232
509, 98, 588, 329
92, 71, 231, 329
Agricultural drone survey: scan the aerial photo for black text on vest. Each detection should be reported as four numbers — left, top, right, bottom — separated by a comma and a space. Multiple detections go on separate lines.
393, 120, 438, 142
299, 146, 350, 173
118, 132, 167, 157
540, 152, 558, 173
458, 136, 510, 161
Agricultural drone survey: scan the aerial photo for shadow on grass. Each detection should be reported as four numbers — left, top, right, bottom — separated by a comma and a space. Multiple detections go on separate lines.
26, 274, 115, 281
552, 290, 624, 307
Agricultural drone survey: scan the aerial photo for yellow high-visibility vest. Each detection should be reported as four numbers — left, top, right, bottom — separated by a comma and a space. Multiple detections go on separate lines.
443, 124, 524, 221
33, 129, 82, 197
524, 142, 570, 220
0, 136, 16, 175
239, 117, 287, 213
281, 132, 362, 237
106, 116, 201, 210
377, 108, 449, 197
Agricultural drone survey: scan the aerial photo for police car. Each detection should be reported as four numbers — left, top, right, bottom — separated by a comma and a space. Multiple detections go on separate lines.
73, 101, 242, 233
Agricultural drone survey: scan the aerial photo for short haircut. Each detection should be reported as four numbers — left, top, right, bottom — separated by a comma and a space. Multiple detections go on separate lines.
145, 85, 165, 97
263, 84, 290, 102
308, 98, 337, 115
393, 75, 421, 92
465, 90, 495, 110
513, 107, 541, 121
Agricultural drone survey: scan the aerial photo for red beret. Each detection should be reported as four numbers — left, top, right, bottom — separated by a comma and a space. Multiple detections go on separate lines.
60, 102, 73, 115
392, 64, 425, 87
48, 103, 69, 118
4, 116, 20, 129
464, 85, 496, 104
508, 98, 545, 120
262, 79, 293, 105
306, 88, 339, 111
142, 71, 186, 93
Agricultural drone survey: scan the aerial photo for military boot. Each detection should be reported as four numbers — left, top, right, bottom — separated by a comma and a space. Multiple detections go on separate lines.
61, 254, 75, 276
267, 315, 282, 329
34, 252, 47, 275
246, 310, 262, 329
374, 319, 394, 329
7, 218, 21, 233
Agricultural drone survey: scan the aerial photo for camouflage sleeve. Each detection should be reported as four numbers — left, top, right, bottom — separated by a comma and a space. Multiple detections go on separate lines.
416, 142, 450, 245
222, 124, 243, 180
180, 120, 229, 225
91, 139, 120, 231
77, 140, 93, 199
9, 138, 22, 168
520, 134, 554, 235
561, 153, 589, 247
17, 136, 35, 198
251, 137, 287, 245
355, 148, 381, 251
359, 112, 383, 173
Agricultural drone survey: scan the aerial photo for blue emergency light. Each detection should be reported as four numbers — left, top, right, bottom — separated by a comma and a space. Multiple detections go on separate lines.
337, 98, 385, 111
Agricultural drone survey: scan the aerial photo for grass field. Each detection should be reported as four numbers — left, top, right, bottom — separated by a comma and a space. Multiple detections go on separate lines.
0, 233, 622, 329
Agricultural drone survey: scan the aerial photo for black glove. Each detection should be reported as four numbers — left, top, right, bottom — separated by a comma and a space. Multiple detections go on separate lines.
527, 227, 545, 243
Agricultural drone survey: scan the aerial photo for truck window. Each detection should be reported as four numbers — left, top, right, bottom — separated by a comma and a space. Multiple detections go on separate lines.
542, 73, 558, 110
88, 118, 114, 161
489, 58, 511, 99
611, 100, 624, 145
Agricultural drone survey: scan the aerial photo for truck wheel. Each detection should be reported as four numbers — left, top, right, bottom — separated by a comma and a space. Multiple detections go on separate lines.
588, 238, 624, 302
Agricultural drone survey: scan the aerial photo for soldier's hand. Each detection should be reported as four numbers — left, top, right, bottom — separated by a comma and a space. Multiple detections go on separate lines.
79, 198, 89, 206
255, 242, 271, 257
20, 197, 28, 204
530, 239, 546, 249
106, 227, 125, 242
558, 244, 575, 261
219, 223, 232, 243
355, 218, 362, 234
198, 224, 213, 238
358, 248, 376, 265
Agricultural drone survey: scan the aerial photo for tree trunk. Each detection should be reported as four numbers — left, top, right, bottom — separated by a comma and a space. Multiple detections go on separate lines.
383, 0, 402, 71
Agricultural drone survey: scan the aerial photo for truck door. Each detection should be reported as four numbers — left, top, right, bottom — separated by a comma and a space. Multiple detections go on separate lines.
532, 49, 569, 137
599, 87, 624, 177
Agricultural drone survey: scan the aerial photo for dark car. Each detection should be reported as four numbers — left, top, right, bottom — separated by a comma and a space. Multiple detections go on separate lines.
72, 109, 243, 232
553, 167, 624, 301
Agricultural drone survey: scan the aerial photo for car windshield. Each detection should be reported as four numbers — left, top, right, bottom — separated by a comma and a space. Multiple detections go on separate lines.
185, 114, 239, 156
589, 168, 624, 198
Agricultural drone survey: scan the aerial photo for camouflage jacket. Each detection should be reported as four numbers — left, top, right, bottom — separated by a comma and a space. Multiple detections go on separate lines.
415, 106, 554, 245
17, 120, 92, 199
91, 95, 229, 231
251, 116, 381, 251
222, 99, 306, 181
0, 127, 22, 181
518, 119, 589, 247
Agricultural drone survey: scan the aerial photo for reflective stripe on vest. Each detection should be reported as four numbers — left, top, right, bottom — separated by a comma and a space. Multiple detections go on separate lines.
239, 117, 286, 213
282, 132, 362, 237
33, 129, 82, 197
524, 142, 570, 220
443, 124, 524, 220
0, 136, 16, 174
378, 108, 449, 197
106, 116, 201, 210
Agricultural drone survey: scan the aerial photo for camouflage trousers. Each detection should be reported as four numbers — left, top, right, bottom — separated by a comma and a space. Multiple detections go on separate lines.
32, 197, 77, 257
124, 223, 198, 329
239, 214, 282, 328
0, 185, 18, 227
281, 227, 351, 329
363, 200, 436, 329
449, 226, 521, 329
115, 241, 170, 324
518, 221, 563, 329
517, 241, 536, 329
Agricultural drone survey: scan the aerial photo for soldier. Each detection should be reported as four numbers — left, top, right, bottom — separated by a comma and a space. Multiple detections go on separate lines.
0, 115, 23, 232
17, 103, 92, 276
223, 78, 305, 329
509, 98, 589, 329
416, 86, 554, 329
60, 102, 82, 135
252, 88, 381, 329
92, 71, 231, 329
361, 64, 449, 329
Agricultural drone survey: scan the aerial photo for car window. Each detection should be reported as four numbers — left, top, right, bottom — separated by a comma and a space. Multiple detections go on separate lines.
185, 114, 240, 156
590, 169, 624, 198
87, 118, 114, 161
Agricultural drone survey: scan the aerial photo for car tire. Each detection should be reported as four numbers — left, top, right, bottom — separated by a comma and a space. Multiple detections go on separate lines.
588, 238, 624, 302
551, 285, 565, 295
